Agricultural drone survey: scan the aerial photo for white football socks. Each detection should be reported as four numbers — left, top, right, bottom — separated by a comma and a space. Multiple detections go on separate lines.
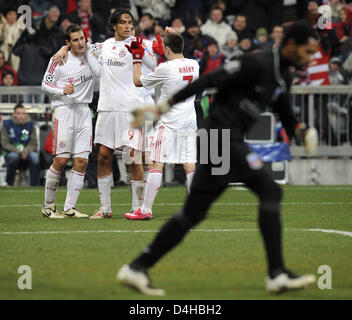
98, 173, 113, 213
143, 165, 150, 183
186, 170, 195, 194
44, 166, 61, 208
141, 169, 162, 214
131, 180, 144, 211
64, 170, 85, 211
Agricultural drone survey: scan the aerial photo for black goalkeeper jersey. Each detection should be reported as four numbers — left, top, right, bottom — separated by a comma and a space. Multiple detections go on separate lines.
173, 47, 299, 142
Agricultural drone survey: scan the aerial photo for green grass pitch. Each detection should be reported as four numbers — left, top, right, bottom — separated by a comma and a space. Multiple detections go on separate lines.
0, 185, 351, 300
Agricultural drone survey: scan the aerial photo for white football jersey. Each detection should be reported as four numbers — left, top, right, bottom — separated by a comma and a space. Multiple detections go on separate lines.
41, 51, 95, 109
140, 58, 199, 130
89, 37, 156, 112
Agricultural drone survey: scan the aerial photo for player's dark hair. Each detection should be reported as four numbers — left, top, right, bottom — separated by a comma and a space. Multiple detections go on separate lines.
281, 22, 319, 46
108, 8, 134, 34
164, 32, 184, 54
65, 24, 84, 41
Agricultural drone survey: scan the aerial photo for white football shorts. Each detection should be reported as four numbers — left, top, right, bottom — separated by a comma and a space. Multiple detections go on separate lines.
151, 123, 197, 164
52, 104, 92, 159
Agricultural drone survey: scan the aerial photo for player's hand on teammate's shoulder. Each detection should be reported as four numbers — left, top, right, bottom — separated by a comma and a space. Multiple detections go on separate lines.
53, 45, 69, 66
63, 84, 74, 95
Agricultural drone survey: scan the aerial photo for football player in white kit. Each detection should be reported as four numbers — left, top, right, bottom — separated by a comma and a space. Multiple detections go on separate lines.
53, 9, 159, 219
41, 24, 97, 219
125, 32, 199, 220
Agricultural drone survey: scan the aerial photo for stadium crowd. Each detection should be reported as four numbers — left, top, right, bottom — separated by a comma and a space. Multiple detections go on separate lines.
0, 0, 352, 186
1, 0, 352, 86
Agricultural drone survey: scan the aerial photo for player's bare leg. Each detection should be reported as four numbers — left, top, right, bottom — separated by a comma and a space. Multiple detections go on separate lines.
90, 144, 113, 219
62, 157, 89, 218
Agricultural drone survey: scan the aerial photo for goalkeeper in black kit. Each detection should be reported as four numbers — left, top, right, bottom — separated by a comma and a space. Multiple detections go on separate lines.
117, 22, 319, 295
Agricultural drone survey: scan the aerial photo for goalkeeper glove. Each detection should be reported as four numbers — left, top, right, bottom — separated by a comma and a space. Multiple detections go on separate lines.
152, 34, 165, 56
132, 101, 171, 128
295, 123, 318, 156
125, 37, 145, 63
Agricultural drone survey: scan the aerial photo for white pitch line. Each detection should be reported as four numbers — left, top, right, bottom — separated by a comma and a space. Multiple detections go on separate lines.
1, 186, 352, 193
1, 202, 352, 208
0, 228, 351, 238
306, 228, 352, 238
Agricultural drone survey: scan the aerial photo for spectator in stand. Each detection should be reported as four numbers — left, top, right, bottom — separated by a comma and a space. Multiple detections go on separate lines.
182, 19, 209, 59
135, 0, 176, 22
0, 50, 18, 85
154, 19, 168, 38
329, 56, 347, 84
0, 104, 40, 186
138, 13, 155, 40
171, 18, 185, 34
270, 25, 285, 49
232, 14, 251, 41
200, 5, 234, 48
0, 7, 23, 72
1, 70, 19, 103
253, 27, 271, 51
336, 6, 352, 59
239, 35, 254, 54
34, 5, 63, 52
220, 30, 243, 60
302, 0, 340, 58
199, 38, 227, 75
12, 6, 64, 102
1, 69, 15, 86
68, 0, 105, 42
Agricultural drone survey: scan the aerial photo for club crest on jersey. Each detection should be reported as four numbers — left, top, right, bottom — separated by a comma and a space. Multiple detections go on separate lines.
59, 141, 66, 149
119, 49, 126, 58
246, 152, 263, 170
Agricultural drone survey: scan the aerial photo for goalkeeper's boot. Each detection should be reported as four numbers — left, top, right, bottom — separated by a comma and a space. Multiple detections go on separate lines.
42, 205, 64, 219
89, 207, 112, 219
62, 207, 89, 218
117, 264, 165, 296
266, 269, 316, 293
124, 208, 153, 220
